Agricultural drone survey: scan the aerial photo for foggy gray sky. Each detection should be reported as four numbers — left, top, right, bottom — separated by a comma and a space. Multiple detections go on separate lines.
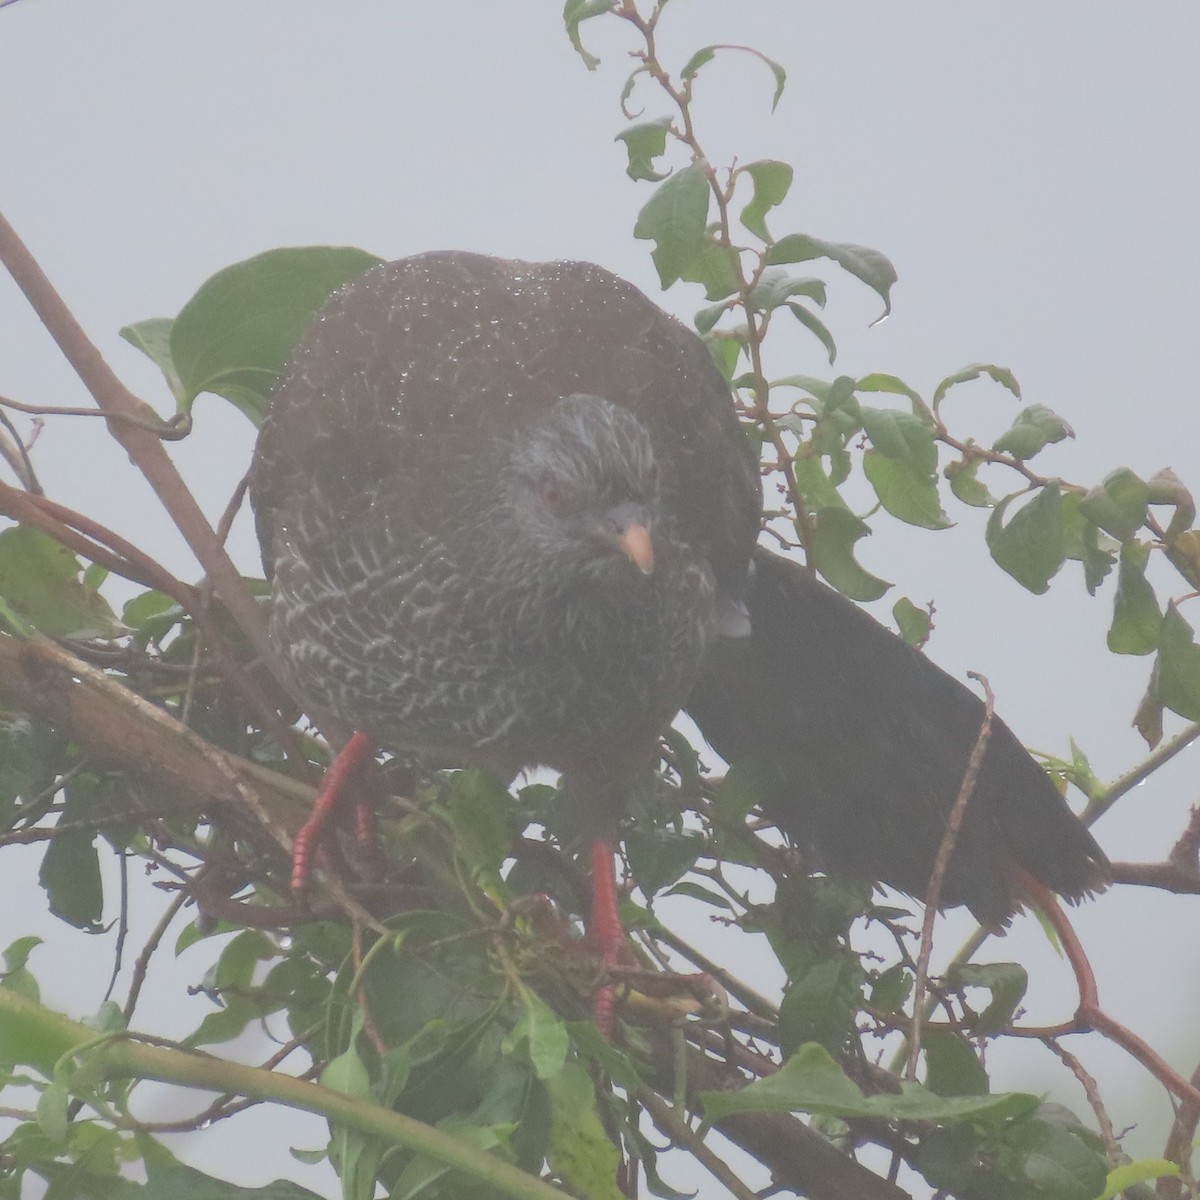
2, 2, 1199, 1193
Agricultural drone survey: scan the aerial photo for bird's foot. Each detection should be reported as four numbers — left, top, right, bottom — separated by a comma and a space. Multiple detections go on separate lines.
291, 730, 376, 895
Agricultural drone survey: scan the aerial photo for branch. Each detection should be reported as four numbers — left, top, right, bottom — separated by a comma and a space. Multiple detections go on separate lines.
0, 209, 288, 694
0, 988, 567, 1200
0, 479, 303, 759
906, 674, 994, 1079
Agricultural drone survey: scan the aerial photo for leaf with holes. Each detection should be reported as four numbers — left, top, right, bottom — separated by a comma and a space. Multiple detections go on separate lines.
986, 485, 1066, 594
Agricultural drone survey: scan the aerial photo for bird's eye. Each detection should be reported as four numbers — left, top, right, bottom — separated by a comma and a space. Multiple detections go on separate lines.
540, 484, 562, 511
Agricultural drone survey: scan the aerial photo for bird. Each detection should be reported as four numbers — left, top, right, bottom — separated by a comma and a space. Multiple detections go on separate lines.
249, 250, 1107, 1029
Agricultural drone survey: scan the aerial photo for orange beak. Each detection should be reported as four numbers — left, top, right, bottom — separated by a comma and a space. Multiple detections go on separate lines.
616, 522, 655, 574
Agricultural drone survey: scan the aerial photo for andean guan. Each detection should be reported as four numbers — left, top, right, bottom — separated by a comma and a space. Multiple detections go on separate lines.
249, 251, 1107, 1030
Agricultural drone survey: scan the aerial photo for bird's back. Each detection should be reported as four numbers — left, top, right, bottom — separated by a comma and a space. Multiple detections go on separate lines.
250, 252, 758, 778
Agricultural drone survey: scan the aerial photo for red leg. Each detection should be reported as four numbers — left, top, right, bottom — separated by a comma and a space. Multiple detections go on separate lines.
590, 836, 624, 1038
291, 731, 374, 894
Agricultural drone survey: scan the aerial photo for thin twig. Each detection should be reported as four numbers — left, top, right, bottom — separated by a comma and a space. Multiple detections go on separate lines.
638, 1084, 761, 1200
906, 674, 994, 1080
103, 850, 131, 1004
1045, 1038, 1121, 1163
123, 890, 188, 1021
0, 390, 186, 437
1085, 722, 1200, 823
0, 403, 41, 492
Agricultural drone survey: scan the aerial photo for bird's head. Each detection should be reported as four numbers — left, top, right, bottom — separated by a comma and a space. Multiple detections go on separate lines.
505, 394, 662, 576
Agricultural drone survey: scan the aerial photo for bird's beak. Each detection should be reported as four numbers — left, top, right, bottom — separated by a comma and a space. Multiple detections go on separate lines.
616, 522, 655, 575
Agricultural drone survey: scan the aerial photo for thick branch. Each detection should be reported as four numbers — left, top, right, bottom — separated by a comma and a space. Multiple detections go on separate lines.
0, 209, 288, 693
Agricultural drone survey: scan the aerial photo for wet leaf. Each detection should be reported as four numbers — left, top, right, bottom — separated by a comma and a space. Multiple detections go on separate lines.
810, 507, 891, 601
767, 234, 896, 318
562, 0, 616, 70
986, 484, 1066, 594
738, 159, 793, 240
992, 404, 1074, 460
634, 163, 711, 291
923, 1031, 988, 1097
947, 961, 1029, 1034
615, 117, 672, 181
892, 597, 932, 647
165, 246, 383, 424
1107, 541, 1162, 655
945, 458, 996, 508
0, 526, 121, 639
702, 1043, 1037, 1122
1079, 468, 1149, 543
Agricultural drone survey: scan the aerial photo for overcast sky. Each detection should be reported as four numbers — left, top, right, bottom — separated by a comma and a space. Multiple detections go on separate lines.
2, 2, 1199, 1194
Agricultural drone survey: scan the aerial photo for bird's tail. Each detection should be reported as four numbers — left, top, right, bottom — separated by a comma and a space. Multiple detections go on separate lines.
684, 548, 1108, 927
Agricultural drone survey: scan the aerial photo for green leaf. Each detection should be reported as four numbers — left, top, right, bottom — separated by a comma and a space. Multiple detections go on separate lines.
863, 452, 951, 529
546, 1063, 623, 1200
947, 961, 1029, 1034
992, 404, 1074, 460
1061, 491, 1116, 594
856, 372, 926, 411
38, 789, 104, 931
321, 1033, 380, 1200
625, 828, 705, 898
663, 880, 733, 910
868, 964, 912, 1012
702, 1043, 1038, 1123
786, 300, 837, 363
712, 759, 780, 827
3, 936, 43, 975
1096, 1158, 1180, 1199
167, 246, 383, 424
918, 1110, 1107, 1200
1153, 603, 1200, 722
390, 1122, 507, 1200
633, 162, 711, 291
985, 484, 1067, 594
1079, 467, 1149, 543
679, 44, 786, 111
118, 317, 185, 404
738, 160, 793, 240
614, 117, 672, 182
778, 953, 864, 1056
0, 526, 121, 639
507, 988, 568, 1082
749, 269, 826, 314
863, 451, 951, 530
693, 297, 734, 335
1147, 466, 1196, 538
137, 1163, 328, 1200
810, 507, 891, 601
446, 769, 513, 876
562, 0, 616, 70
35, 1081, 70, 1144
860, 406, 936, 470
1107, 541, 1162, 655
932, 362, 1022, 409
767, 233, 896, 318
205, 929, 276, 991
1009, 1111, 1109, 1200
923, 1031, 989, 1098
0, 716, 57, 814
945, 458, 995, 509
792, 455, 850, 511
892, 597, 932, 647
